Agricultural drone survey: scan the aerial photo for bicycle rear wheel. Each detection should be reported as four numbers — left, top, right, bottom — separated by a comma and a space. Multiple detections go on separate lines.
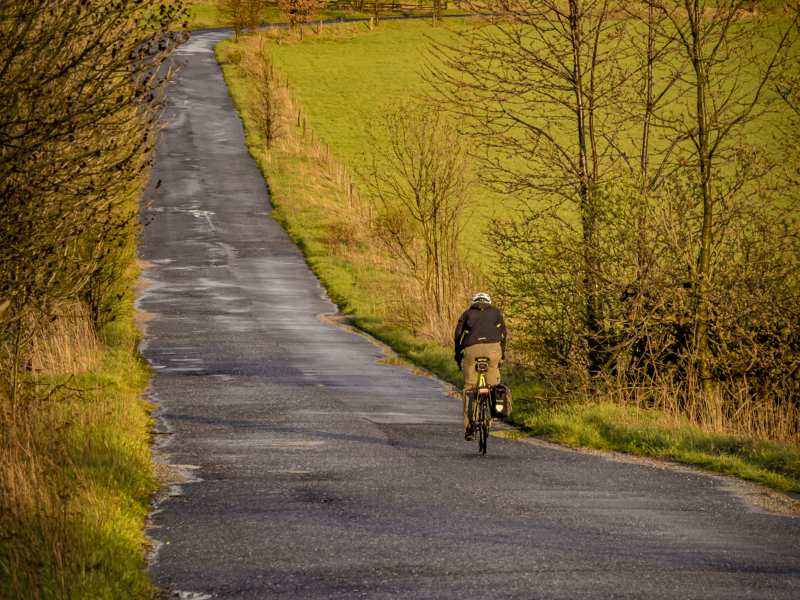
478, 394, 489, 455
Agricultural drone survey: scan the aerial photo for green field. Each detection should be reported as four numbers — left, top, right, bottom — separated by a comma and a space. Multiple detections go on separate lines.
267, 19, 508, 246
257, 15, 789, 239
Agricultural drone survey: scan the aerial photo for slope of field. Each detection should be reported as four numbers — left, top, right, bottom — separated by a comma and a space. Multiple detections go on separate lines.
267, 18, 507, 240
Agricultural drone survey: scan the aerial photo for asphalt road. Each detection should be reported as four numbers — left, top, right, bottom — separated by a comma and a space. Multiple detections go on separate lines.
139, 29, 800, 600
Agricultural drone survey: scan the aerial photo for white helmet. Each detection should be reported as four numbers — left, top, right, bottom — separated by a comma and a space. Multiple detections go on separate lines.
471, 292, 491, 305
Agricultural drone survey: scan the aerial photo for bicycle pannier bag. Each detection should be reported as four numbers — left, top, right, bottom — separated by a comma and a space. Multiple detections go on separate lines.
490, 383, 513, 418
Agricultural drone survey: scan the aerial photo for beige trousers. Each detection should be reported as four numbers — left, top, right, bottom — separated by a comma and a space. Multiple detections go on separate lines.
462, 342, 502, 428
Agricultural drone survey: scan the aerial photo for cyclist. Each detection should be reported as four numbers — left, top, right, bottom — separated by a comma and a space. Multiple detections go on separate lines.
454, 292, 507, 441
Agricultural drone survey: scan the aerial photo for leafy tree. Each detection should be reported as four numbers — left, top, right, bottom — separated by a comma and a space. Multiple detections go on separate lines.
279, 0, 324, 29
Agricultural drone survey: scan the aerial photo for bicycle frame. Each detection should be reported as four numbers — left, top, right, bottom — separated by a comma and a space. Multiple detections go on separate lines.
472, 358, 492, 455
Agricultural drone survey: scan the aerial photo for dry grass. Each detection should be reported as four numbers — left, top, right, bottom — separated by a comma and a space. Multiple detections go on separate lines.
607, 380, 800, 448
0, 318, 156, 598
28, 303, 102, 376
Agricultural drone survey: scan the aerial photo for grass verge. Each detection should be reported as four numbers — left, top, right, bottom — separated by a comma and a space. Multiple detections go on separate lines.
0, 318, 157, 598
214, 24, 800, 495
507, 399, 800, 493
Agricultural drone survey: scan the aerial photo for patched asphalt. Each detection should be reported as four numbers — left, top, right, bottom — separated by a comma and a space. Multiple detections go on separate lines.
139, 29, 800, 600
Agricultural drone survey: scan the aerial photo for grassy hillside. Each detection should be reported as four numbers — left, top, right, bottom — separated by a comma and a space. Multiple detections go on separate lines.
252, 15, 785, 240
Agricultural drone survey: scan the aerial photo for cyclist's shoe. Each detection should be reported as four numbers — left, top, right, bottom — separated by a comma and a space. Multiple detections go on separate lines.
465, 425, 475, 441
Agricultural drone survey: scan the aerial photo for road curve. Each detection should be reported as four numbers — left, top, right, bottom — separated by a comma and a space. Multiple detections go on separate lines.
139, 29, 800, 600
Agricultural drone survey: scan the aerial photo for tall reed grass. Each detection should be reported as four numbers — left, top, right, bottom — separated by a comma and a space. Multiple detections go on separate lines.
27, 303, 101, 376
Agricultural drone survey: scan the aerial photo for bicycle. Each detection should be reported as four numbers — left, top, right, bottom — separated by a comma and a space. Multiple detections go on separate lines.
470, 357, 492, 455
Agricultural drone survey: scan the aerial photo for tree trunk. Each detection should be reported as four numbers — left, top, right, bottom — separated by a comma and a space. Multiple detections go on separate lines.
688, 3, 714, 392
641, 5, 654, 192
569, 0, 603, 378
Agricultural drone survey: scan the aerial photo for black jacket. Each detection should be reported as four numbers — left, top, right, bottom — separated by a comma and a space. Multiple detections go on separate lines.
454, 301, 507, 363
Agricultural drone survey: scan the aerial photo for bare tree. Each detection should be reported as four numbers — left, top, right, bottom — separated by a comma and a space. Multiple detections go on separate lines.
616, 2, 688, 193
427, 0, 800, 428
361, 101, 477, 343
633, 0, 800, 391
427, 0, 637, 377
772, 18, 800, 196
243, 47, 285, 149
0, 0, 186, 409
